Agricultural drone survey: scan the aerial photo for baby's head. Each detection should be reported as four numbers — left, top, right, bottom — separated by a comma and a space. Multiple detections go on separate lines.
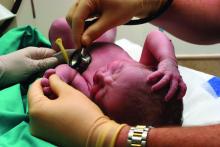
91, 59, 183, 127
48, 18, 183, 127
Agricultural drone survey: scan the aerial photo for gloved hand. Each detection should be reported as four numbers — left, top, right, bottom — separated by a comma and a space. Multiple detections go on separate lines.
0, 47, 58, 89
66, 0, 167, 48
147, 58, 187, 101
28, 75, 124, 147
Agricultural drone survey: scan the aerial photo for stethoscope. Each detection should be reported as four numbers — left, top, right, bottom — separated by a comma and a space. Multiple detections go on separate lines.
69, 17, 158, 73
68, 17, 159, 73
67, 0, 173, 73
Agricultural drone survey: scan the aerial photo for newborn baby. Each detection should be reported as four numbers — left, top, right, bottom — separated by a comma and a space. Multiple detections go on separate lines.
42, 18, 186, 127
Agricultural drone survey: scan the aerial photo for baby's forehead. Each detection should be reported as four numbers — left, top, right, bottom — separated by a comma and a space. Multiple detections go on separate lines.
124, 61, 154, 74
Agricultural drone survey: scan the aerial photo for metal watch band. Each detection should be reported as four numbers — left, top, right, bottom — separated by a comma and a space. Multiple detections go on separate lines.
127, 125, 152, 147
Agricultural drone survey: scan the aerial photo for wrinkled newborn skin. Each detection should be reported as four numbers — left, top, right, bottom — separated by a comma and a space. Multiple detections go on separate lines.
42, 18, 183, 127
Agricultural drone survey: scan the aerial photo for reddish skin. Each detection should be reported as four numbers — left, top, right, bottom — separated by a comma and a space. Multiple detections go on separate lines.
43, 1, 220, 146
152, 0, 220, 45
117, 1, 220, 146
42, 21, 185, 126
49, 18, 116, 51
140, 30, 186, 101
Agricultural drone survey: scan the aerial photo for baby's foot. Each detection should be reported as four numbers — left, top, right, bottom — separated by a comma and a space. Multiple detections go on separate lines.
41, 68, 57, 99
41, 64, 76, 99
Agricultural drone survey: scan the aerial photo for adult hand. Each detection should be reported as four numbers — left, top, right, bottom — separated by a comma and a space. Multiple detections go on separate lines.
28, 75, 122, 147
0, 47, 58, 89
147, 58, 187, 101
66, 0, 166, 48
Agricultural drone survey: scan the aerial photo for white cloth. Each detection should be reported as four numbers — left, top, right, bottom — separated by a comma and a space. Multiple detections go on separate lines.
0, 4, 15, 22
116, 39, 220, 126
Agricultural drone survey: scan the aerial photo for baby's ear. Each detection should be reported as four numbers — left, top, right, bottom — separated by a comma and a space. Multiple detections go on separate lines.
49, 18, 75, 51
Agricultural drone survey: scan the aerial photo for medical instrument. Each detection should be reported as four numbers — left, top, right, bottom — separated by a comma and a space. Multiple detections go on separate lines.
69, 47, 91, 73
53, 38, 92, 73
55, 38, 70, 64
84, 0, 173, 26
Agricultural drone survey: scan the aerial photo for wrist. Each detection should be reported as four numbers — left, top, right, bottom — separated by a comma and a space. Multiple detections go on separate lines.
86, 116, 126, 147
115, 125, 130, 147
127, 125, 153, 147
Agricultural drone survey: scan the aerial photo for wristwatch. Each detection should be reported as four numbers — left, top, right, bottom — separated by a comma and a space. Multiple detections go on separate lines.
127, 125, 152, 147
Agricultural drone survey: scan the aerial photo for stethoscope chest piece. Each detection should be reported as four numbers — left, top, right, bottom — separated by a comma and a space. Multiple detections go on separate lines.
70, 48, 91, 73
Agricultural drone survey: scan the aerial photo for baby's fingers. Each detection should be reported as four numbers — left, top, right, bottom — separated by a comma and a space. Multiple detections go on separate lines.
165, 79, 178, 101
177, 80, 187, 100
147, 71, 163, 84
151, 75, 170, 92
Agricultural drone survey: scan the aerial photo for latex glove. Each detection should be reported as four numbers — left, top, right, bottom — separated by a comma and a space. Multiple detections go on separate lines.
28, 75, 123, 147
66, 0, 167, 48
147, 59, 187, 101
0, 47, 58, 89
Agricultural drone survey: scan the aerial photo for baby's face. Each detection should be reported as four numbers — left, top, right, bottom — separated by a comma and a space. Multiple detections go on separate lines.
91, 60, 162, 125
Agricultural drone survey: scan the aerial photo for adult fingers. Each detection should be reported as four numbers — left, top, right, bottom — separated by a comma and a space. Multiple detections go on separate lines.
34, 57, 58, 72
29, 47, 56, 59
48, 74, 84, 98
28, 79, 49, 107
66, 0, 94, 49
81, 13, 121, 46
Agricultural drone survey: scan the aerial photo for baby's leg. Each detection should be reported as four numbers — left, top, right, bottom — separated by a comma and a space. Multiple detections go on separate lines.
49, 18, 117, 51
49, 18, 75, 51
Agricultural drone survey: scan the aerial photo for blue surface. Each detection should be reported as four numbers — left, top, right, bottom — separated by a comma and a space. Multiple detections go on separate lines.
208, 77, 220, 97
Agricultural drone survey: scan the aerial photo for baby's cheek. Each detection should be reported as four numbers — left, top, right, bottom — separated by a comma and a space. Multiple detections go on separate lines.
101, 93, 125, 118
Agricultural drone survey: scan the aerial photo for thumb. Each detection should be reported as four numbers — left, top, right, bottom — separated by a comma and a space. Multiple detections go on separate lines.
49, 74, 85, 98
35, 57, 58, 72
82, 14, 116, 46
28, 79, 49, 108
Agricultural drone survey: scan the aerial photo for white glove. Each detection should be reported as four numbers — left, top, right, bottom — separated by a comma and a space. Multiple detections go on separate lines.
0, 47, 58, 89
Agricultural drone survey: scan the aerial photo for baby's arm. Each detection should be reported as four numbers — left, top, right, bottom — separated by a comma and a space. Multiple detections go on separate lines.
139, 30, 186, 101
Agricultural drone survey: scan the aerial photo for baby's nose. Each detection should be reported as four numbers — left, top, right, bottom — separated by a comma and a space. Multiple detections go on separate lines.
94, 70, 113, 86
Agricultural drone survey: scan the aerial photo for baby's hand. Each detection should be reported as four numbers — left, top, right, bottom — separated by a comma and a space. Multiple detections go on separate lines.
41, 64, 77, 99
146, 59, 187, 101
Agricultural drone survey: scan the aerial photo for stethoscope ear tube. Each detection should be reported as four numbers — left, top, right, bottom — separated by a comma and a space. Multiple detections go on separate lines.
125, 0, 173, 25
85, 0, 173, 26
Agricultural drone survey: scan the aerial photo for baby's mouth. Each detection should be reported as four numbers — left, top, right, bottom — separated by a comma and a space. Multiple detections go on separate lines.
91, 83, 107, 104
90, 84, 99, 100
